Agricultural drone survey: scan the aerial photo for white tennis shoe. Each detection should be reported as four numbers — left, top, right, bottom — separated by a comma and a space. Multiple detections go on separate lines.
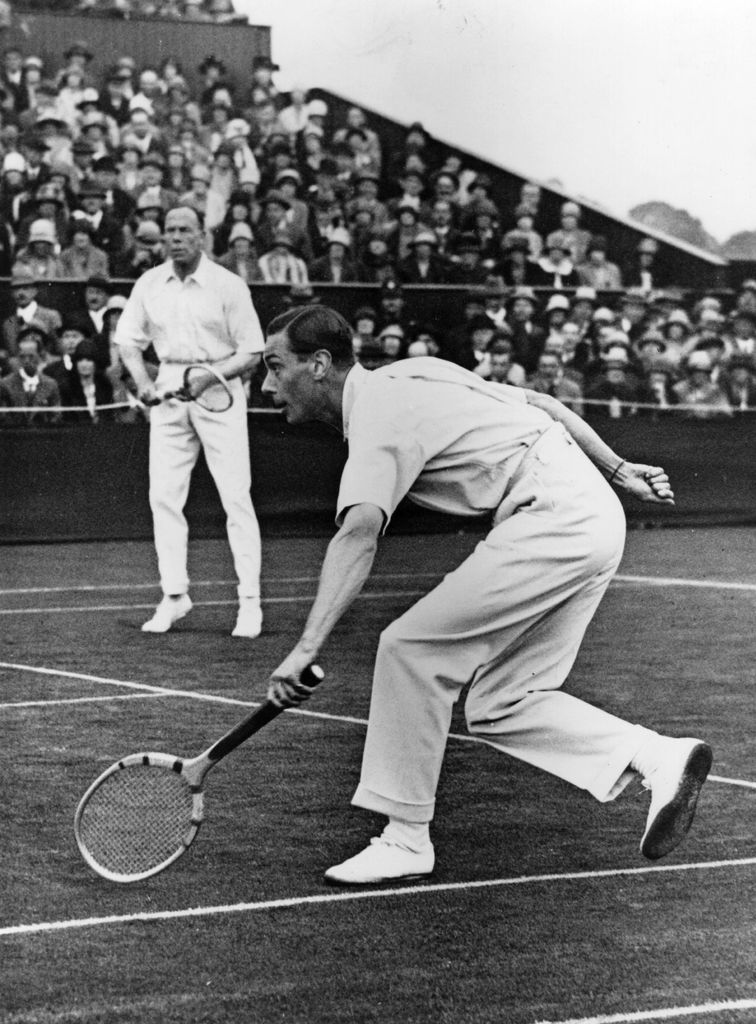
638, 737, 713, 860
141, 594, 193, 633
232, 599, 263, 638
324, 836, 435, 885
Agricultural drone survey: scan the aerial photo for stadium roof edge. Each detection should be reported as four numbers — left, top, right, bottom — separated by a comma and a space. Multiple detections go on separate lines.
323, 87, 727, 269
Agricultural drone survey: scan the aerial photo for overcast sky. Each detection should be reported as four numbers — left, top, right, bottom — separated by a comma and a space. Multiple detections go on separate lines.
235, 0, 756, 243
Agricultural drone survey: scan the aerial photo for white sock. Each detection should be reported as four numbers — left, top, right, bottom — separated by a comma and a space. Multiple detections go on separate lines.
382, 818, 431, 853
629, 729, 666, 780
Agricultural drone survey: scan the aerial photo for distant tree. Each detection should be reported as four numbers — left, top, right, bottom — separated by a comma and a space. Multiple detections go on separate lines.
629, 201, 721, 255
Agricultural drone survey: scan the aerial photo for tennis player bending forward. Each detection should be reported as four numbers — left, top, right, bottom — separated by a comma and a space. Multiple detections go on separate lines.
263, 305, 712, 885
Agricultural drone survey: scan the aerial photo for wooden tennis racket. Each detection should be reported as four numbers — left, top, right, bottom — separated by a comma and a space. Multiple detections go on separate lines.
74, 665, 324, 883
161, 363, 234, 412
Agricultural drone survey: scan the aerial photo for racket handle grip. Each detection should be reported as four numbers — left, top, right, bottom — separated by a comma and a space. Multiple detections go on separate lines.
207, 665, 324, 763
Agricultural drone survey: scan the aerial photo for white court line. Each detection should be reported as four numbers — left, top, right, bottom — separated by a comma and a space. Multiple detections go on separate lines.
1, 661, 753, 791
2, 571, 756, 599
1, 856, 755, 939
0, 590, 427, 616
0, 573, 440, 596
0, 693, 165, 710
532, 999, 756, 1023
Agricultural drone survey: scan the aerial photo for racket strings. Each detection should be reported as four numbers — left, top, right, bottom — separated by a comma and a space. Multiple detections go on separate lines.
77, 765, 195, 877
185, 367, 232, 412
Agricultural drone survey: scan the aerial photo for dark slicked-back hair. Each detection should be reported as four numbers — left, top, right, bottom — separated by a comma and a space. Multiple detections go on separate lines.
266, 305, 354, 366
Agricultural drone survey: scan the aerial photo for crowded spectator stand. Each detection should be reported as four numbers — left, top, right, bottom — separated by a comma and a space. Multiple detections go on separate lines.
0, 4, 754, 540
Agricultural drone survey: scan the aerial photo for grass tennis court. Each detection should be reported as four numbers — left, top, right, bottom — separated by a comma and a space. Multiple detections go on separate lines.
2, 526, 755, 1024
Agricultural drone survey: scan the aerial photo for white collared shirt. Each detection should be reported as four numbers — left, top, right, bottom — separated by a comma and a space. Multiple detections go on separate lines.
338, 357, 553, 528
114, 253, 265, 368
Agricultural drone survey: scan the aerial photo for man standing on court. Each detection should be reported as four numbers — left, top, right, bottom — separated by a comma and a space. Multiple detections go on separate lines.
261, 305, 712, 885
115, 206, 265, 638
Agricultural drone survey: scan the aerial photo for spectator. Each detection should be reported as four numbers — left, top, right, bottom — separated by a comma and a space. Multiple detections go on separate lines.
542, 293, 571, 344
100, 68, 133, 127
617, 287, 652, 342
113, 218, 165, 277
215, 221, 261, 282
531, 233, 580, 289
178, 163, 226, 234
92, 154, 136, 223
385, 203, 424, 264
578, 236, 623, 290
497, 233, 532, 286
249, 55, 280, 109
721, 354, 756, 412
584, 344, 643, 419
1, 267, 62, 368
506, 286, 546, 373
257, 230, 309, 284
82, 273, 112, 349
274, 168, 312, 241
444, 312, 496, 371
501, 203, 543, 261
17, 182, 70, 248
351, 305, 379, 362
623, 237, 665, 293
568, 286, 598, 337
672, 351, 732, 419
345, 170, 389, 232
59, 337, 114, 422
468, 199, 502, 269
14, 218, 65, 280
212, 189, 256, 256
256, 188, 309, 260
475, 334, 526, 386
59, 220, 110, 278
308, 226, 362, 283
396, 229, 448, 284
386, 166, 430, 222
387, 121, 432, 183
526, 350, 584, 415
44, 312, 96, 395
333, 105, 382, 172
638, 357, 679, 417
121, 106, 165, 160
0, 326, 61, 426
482, 276, 508, 328
659, 309, 693, 369
378, 279, 409, 333
554, 201, 591, 264
427, 197, 462, 260
134, 152, 179, 213
71, 180, 126, 264
447, 233, 488, 286
724, 310, 756, 361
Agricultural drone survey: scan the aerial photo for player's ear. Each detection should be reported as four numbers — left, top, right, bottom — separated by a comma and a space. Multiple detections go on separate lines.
310, 348, 333, 381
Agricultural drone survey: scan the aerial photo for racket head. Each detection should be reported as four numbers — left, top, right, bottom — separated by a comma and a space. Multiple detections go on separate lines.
183, 364, 233, 413
74, 752, 204, 883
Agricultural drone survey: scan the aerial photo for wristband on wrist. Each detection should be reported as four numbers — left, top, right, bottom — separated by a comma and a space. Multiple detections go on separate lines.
607, 459, 626, 484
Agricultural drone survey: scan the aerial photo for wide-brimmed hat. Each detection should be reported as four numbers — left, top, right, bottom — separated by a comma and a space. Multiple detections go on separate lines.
28, 219, 57, 244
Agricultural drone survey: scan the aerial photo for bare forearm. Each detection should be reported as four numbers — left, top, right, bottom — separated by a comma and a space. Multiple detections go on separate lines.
524, 389, 622, 475
118, 345, 154, 395
295, 517, 380, 660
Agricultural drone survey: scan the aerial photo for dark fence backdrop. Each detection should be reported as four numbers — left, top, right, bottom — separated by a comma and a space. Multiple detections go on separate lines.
1, 414, 754, 543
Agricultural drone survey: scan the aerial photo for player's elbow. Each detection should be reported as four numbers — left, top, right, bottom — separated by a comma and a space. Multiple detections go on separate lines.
337, 503, 384, 547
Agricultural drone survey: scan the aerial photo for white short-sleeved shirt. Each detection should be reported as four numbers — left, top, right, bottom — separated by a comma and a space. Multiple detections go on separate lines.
337, 357, 555, 527
114, 254, 265, 366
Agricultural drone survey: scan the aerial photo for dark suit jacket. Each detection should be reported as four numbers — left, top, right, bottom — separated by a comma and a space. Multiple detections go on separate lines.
0, 371, 61, 425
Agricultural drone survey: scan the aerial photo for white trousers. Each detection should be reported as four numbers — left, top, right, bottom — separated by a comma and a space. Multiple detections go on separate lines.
353, 424, 653, 823
148, 377, 261, 599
